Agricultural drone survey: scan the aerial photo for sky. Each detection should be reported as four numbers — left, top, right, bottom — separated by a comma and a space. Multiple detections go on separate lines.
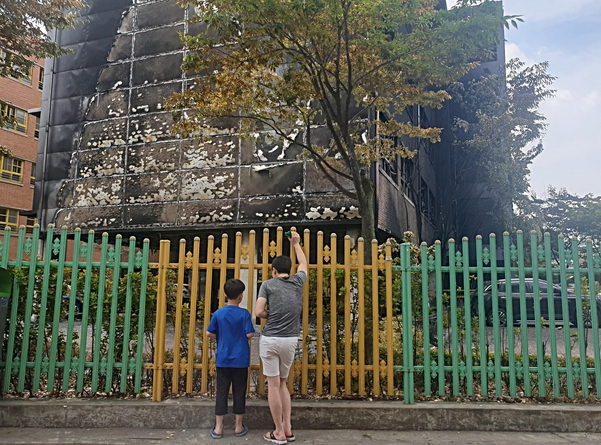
447, 0, 601, 198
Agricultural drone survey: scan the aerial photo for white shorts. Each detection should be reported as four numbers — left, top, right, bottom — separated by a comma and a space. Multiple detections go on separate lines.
259, 335, 298, 378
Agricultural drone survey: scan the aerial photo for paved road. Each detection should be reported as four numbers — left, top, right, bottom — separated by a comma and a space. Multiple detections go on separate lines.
485, 325, 599, 358
2, 428, 601, 445
432, 324, 601, 359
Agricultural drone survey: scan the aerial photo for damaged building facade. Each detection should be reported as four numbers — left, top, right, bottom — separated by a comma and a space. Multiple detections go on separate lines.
34, 0, 504, 248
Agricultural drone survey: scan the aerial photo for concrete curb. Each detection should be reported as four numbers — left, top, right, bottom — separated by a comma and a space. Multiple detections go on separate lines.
1, 399, 601, 432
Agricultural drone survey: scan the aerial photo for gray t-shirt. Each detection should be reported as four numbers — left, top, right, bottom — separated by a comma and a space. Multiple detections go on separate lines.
259, 271, 306, 337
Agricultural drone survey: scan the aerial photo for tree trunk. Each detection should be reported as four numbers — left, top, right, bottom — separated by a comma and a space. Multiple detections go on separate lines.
356, 174, 376, 263
356, 173, 376, 367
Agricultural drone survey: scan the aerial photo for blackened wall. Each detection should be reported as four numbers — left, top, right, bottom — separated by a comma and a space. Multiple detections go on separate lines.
36, 0, 360, 239
35, 0, 133, 229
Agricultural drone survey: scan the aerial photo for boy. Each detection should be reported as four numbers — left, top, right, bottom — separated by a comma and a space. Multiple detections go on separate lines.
255, 231, 307, 444
207, 278, 255, 439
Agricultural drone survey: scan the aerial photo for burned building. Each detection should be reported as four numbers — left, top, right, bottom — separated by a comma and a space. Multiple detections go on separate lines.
34, 0, 502, 246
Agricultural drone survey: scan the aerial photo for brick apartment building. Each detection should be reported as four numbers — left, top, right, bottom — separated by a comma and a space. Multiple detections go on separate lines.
0, 50, 44, 250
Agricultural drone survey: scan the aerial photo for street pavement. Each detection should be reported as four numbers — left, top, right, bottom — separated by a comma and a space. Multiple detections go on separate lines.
2, 428, 601, 445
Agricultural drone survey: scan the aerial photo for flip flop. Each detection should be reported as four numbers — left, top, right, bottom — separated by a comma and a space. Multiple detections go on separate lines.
235, 425, 249, 437
286, 433, 295, 442
264, 431, 287, 444
210, 428, 222, 439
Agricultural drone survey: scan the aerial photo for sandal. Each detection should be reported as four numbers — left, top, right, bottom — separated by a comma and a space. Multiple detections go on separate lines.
210, 428, 222, 439
264, 431, 287, 444
286, 433, 295, 442
235, 425, 249, 437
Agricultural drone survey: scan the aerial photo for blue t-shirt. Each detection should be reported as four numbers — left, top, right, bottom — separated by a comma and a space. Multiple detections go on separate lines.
207, 305, 255, 368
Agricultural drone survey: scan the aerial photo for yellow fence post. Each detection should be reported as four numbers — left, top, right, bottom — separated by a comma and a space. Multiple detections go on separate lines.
201, 236, 215, 394
344, 235, 351, 394
288, 227, 297, 395
186, 237, 201, 393
218, 234, 228, 309
172, 239, 186, 394
329, 233, 338, 395
301, 229, 310, 394
246, 230, 256, 394
385, 241, 394, 396
234, 232, 242, 279
371, 239, 380, 396
358, 238, 365, 395
316, 231, 324, 395
258, 229, 269, 395
152, 239, 170, 402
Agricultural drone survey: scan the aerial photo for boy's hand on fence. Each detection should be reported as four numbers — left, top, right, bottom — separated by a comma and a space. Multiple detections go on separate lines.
289, 231, 301, 245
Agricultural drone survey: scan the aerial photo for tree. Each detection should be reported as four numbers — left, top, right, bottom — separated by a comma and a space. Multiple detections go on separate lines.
167, 0, 516, 247
440, 58, 556, 240
537, 187, 601, 250
0, 0, 84, 127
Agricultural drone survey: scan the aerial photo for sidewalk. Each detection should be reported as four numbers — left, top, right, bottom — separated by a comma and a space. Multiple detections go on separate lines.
2, 428, 601, 444
1, 398, 601, 434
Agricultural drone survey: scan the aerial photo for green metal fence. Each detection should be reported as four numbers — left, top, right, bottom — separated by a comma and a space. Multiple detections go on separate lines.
0, 225, 152, 395
400, 231, 601, 403
1, 225, 600, 402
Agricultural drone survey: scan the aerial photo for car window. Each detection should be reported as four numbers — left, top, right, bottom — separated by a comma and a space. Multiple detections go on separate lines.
538, 282, 547, 293
525, 282, 533, 293
497, 283, 505, 293
511, 283, 521, 293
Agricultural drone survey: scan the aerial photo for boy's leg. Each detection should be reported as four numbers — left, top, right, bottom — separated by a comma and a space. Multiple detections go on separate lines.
266, 375, 286, 441
277, 338, 297, 438
279, 377, 292, 436
231, 367, 249, 434
214, 368, 232, 435
260, 336, 287, 442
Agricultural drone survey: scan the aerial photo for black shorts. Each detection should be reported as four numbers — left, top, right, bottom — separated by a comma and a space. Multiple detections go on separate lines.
215, 367, 248, 416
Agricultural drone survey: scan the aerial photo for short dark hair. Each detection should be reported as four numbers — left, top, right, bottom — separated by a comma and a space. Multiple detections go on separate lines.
272, 255, 291, 275
224, 278, 245, 300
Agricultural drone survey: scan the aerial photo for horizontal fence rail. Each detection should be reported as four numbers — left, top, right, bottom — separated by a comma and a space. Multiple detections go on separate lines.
1, 226, 601, 403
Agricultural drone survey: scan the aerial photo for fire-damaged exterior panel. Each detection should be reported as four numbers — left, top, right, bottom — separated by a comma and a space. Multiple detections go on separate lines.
77, 147, 125, 178
128, 142, 180, 173
181, 138, 239, 169
305, 195, 361, 221
86, 91, 130, 121
97, 62, 131, 92
239, 196, 305, 223
240, 164, 304, 197
80, 118, 128, 149
128, 113, 174, 144
180, 168, 238, 201
136, 1, 186, 30
55, 206, 123, 230
134, 26, 184, 57
36, 0, 476, 243
132, 54, 183, 86
305, 163, 355, 194
35, 0, 364, 237
107, 35, 132, 62
179, 200, 238, 226
125, 202, 179, 226
72, 177, 124, 207
125, 172, 179, 203
131, 83, 182, 115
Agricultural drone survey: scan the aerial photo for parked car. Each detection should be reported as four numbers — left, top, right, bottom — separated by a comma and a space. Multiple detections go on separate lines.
470, 278, 601, 328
